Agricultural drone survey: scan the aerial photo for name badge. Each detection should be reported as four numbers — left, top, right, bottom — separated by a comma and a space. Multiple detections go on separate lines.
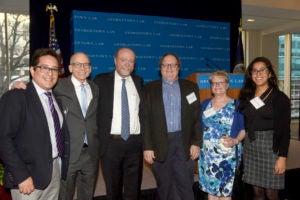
186, 92, 197, 104
203, 107, 217, 118
250, 96, 265, 109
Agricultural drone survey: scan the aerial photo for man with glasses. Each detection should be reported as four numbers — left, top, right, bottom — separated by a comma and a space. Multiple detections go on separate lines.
56, 52, 100, 200
0, 48, 70, 199
142, 52, 202, 200
11, 52, 100, 200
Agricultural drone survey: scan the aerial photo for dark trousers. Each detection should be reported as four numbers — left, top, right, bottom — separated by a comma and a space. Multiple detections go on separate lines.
59, 147, 99, 200
152, 131, 195, 200
101, 135, 143, 200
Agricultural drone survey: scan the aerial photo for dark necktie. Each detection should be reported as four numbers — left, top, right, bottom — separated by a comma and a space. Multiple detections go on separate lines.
121, 79, 130, 140
45, 92, 64, 157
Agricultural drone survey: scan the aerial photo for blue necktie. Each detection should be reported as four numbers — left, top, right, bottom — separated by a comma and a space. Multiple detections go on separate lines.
121, 79, 130, 140
45, 92, 64, 157
81, 84, 88, 145
80, 84, 87, 117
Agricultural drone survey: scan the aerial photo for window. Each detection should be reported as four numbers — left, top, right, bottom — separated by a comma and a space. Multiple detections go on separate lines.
0, 13, 30, 96
279, 34, 300, 139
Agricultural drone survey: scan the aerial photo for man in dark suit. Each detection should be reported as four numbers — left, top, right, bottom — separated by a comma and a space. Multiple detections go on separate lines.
93, 47, 143, 200
142, 52, 202, 200
12, 52, 100, 200
55, 52, 100, 200
0, 48, 70, 199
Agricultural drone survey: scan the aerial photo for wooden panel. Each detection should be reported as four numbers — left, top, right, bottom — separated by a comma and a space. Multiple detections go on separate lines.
186, 72, 241, 102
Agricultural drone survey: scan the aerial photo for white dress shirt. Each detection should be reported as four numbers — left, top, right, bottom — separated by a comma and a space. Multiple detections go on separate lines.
110, 71, 140, 135
32, 80, 63, 159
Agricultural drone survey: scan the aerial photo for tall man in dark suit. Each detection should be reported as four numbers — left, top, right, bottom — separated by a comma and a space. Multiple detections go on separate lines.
0, 48, 70, 199
93, 47, 143, 200
143, 53, 202, 200
56, 52, 100, 200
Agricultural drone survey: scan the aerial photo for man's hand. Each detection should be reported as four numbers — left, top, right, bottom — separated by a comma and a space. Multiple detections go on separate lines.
190, 145, 200, 160
143, 150, 156, 164
18, 177, 35, 195
11, 81, 27, 90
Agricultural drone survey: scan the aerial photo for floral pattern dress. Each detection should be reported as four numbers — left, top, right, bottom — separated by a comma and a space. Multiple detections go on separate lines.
198, 99, 242, 197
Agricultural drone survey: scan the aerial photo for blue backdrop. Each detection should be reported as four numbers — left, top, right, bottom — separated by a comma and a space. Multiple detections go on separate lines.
71, 10, 230, 83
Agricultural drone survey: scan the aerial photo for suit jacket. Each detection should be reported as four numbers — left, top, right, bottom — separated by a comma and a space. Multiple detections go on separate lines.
142, 79, 202, 162
53, 76, 100, 162
0, 82, 70, 189
93, 71, 143, 156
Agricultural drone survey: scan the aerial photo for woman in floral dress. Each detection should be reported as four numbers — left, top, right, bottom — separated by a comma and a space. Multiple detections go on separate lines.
198, 71, 245, 199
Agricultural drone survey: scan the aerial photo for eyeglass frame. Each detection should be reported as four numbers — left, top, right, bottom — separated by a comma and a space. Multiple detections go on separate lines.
34, 65, 60, 74
160, 63, 179, 68
251, 68, 269, 75
70, 62, 91, 69
209, 81, 228, 87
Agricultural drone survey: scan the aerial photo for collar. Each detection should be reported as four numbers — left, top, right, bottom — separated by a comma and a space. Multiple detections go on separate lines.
71, 75, 87, 88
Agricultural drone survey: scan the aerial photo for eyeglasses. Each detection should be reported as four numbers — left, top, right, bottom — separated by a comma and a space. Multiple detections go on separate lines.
161, 63, 179, 68
71, 62, 91, 69
35, 65, 60, 74
251, 68, 269, 75
210, 81, 227, 87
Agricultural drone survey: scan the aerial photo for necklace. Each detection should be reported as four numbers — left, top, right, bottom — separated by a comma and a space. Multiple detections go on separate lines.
261, 88, 273, 102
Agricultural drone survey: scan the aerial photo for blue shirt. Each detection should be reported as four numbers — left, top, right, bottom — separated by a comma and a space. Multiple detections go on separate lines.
162, 78, 181, 132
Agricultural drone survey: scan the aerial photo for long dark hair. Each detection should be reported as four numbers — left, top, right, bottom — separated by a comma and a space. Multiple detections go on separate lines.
239, 56, 278, 102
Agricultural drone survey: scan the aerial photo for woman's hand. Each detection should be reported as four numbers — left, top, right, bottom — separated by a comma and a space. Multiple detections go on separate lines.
221, 137, 238, 148
274, 157, 286, 174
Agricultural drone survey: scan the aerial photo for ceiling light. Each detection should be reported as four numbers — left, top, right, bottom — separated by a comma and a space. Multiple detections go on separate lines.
247, 18, 255, 22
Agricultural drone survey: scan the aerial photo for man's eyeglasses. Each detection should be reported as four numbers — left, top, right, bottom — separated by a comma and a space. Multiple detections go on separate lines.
35, 65, 60, 74
210, 81, 227, 87
161, 63, 179, 68
251, 68, 269, 75
71, 62, 91, 69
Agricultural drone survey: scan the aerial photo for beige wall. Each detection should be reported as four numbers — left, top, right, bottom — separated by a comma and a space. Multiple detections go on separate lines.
244, 30, 279, 72
243, 0, 300, 10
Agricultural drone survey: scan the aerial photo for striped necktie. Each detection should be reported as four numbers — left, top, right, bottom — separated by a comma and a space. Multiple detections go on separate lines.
45, 92, 64, 157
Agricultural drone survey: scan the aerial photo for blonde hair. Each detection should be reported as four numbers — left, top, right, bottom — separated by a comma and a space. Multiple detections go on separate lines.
209, 70, 229, 83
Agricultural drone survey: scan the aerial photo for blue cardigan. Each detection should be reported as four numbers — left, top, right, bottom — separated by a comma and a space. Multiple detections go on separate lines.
201, 98, 245, 138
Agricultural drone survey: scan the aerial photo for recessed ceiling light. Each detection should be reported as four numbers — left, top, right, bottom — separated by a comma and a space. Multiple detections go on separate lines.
247, 18, 255, 22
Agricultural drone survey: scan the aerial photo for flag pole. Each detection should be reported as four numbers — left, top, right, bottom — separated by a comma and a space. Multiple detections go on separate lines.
233, 18, 245, 73
46, 4, 65, 77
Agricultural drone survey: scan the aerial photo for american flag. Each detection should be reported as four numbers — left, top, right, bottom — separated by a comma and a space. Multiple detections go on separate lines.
49, 10, 65, 77
233, 21, 245, 73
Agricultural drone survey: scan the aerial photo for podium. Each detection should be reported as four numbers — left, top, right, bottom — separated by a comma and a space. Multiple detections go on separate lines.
186, 72, 245, 102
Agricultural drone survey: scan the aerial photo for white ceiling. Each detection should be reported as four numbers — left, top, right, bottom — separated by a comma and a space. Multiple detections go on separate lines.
1, 0, 300, 35
242, 0, 300, 35
0, 0, 29, 14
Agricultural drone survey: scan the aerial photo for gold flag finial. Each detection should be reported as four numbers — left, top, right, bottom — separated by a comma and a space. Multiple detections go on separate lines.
46, 3, 58, 15
238, 18, 242, 32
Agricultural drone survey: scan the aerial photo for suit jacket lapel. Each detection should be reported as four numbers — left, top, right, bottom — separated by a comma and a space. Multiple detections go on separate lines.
85, 79, 98, 118
179, 80, 191, 128
27, 82, 51, 137
67, 77, 83, 115
106, 72, 115, 118
156, 80, 168, 129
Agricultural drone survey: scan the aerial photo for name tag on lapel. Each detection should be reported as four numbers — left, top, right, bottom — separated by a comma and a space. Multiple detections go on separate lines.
186, 92, 197, 104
